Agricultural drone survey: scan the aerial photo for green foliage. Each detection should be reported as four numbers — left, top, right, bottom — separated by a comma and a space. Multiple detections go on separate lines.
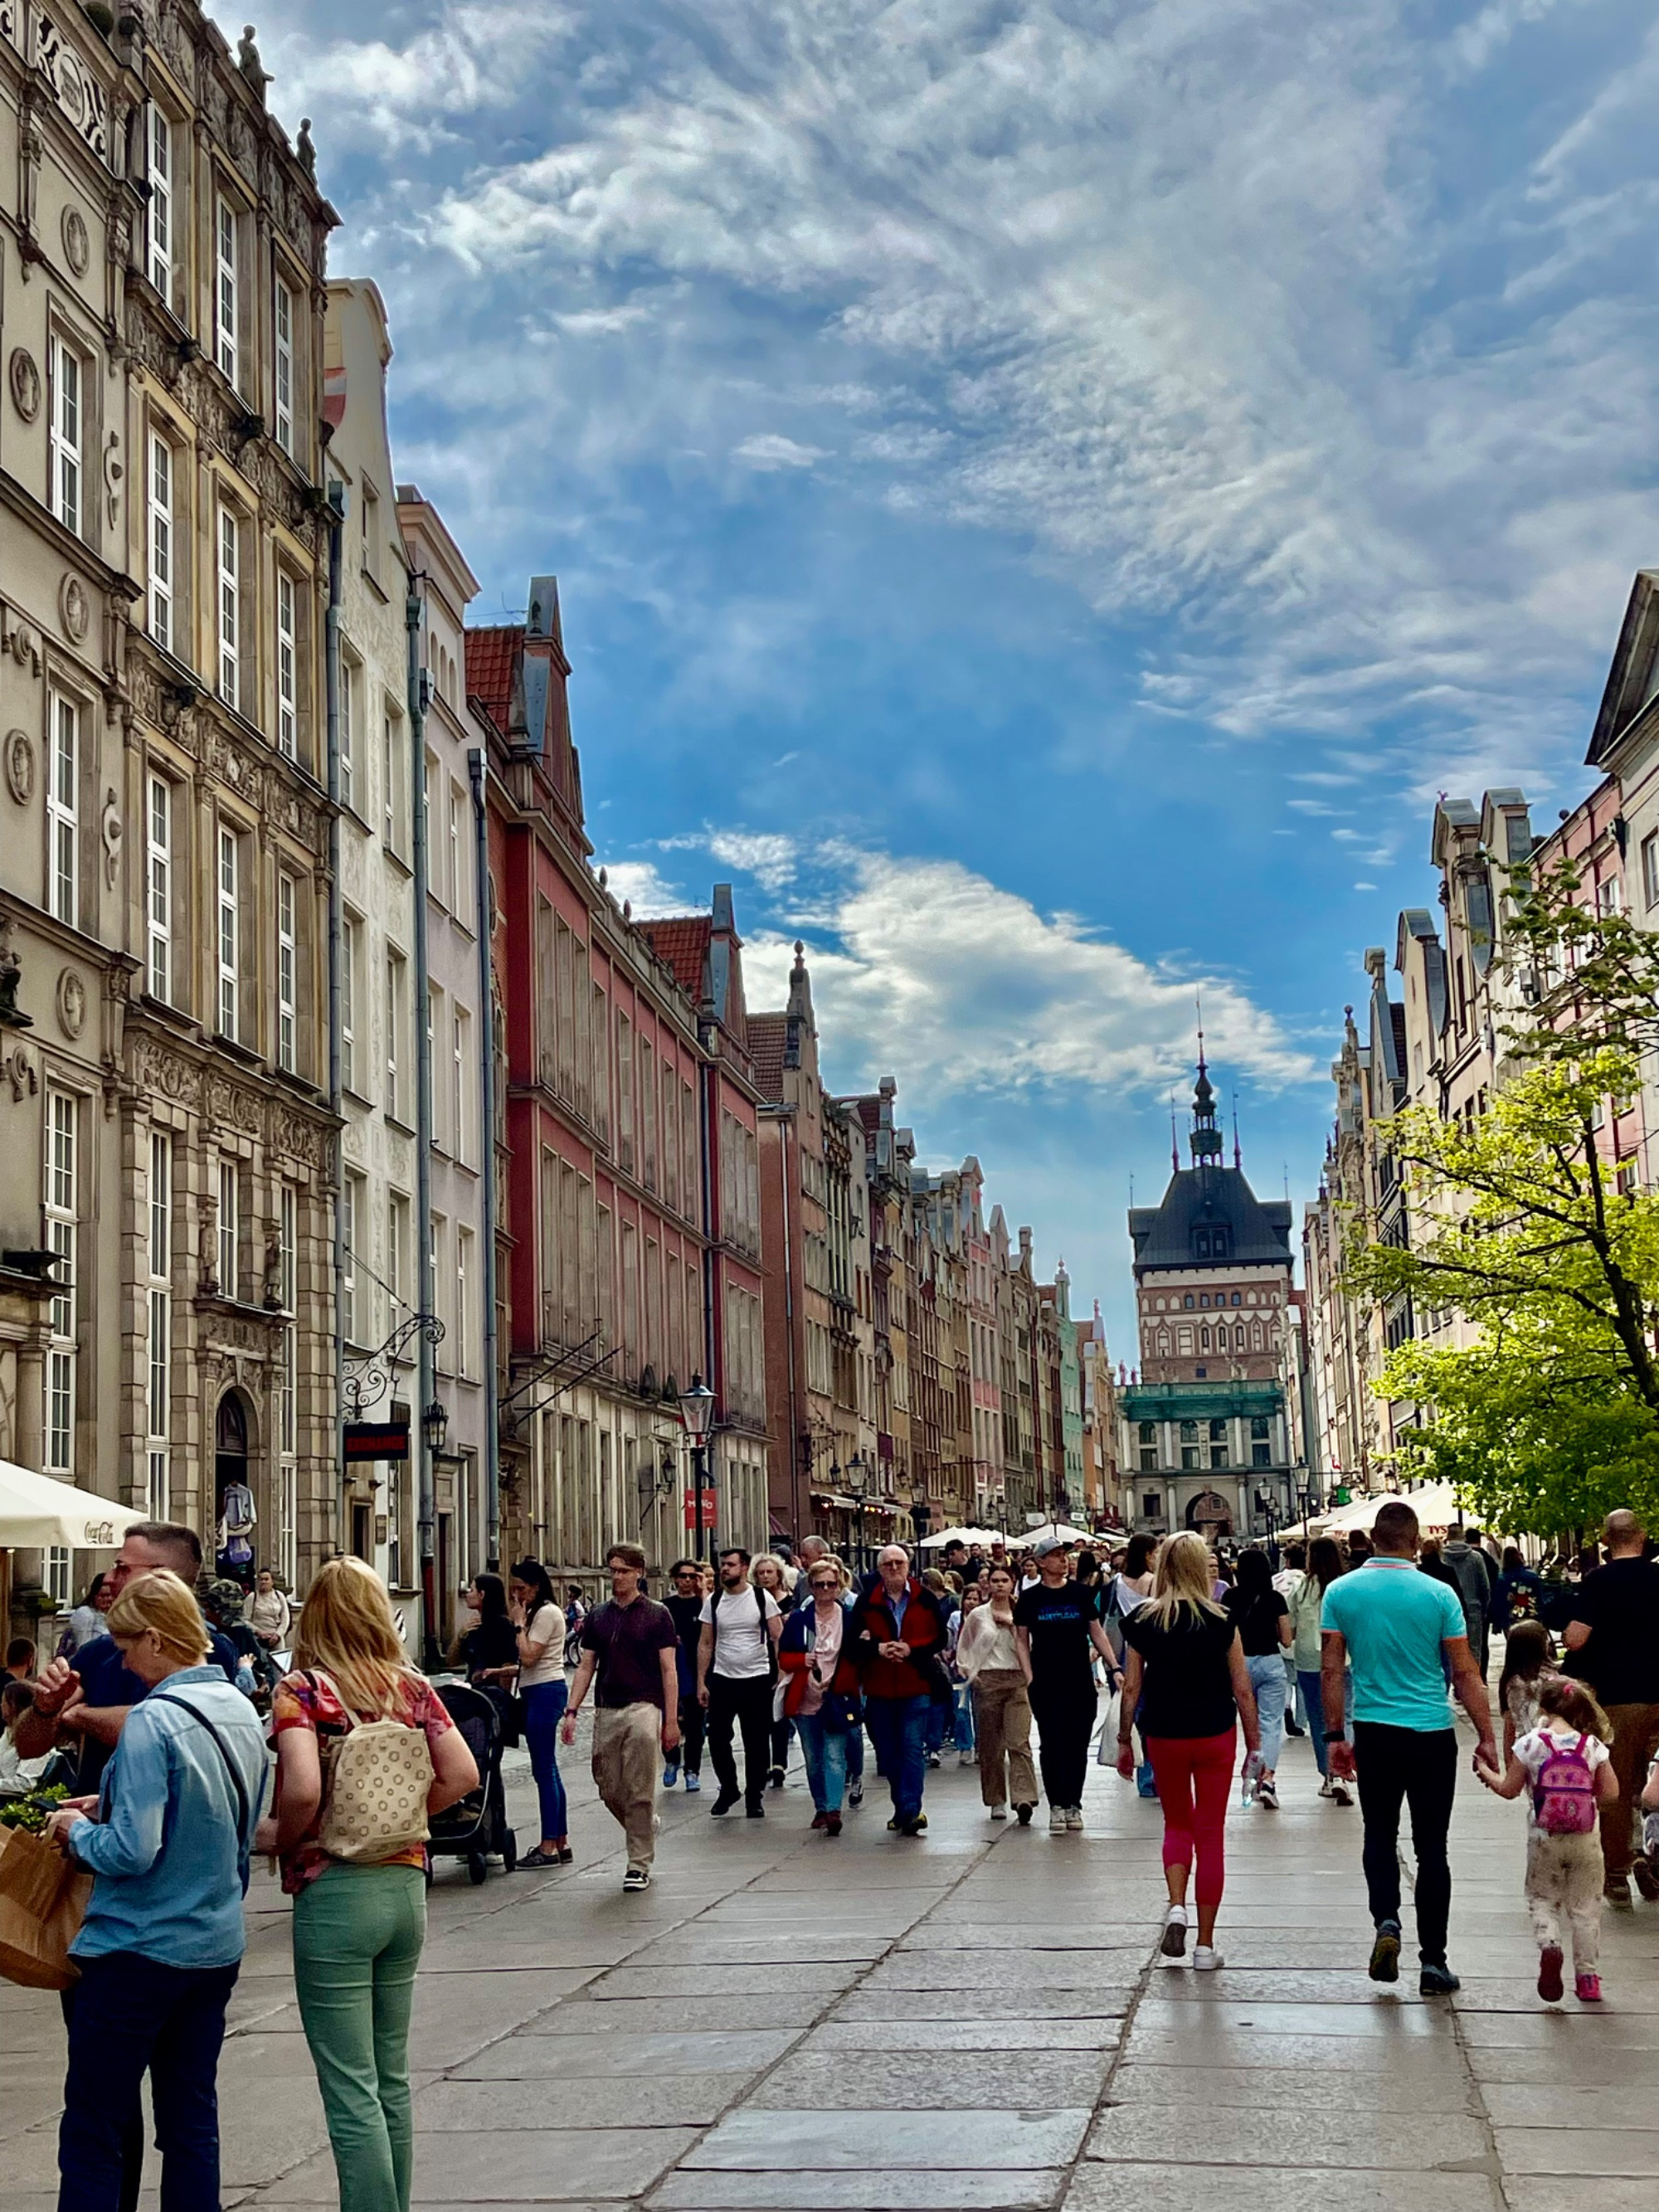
0, 1784, 67, 1834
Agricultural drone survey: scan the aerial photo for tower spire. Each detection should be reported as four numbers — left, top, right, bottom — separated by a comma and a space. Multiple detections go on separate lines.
1232, 1089, 1242, 1171
1169, 1094, 1179, 1173
1190, 1035, 1223, 1170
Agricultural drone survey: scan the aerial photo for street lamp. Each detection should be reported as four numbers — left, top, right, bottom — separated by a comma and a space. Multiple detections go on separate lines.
844, 1452, 870, 1574
679, 1374, 717, 1562
421, 1398, 450, 1460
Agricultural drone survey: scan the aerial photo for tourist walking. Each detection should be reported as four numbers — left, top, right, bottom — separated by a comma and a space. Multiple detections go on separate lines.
1110, 1535, 1160, 1796
562, 1545, 681, 1890
1289, 1536, 1351, 1804
752, 1552, 797, 1789
1498, 1620, 1554, 1756
508, 1559, 569, 1869
1321, 1500, 1496, 1994
662, 1557, 707, 1794
698, 1548, 783, 1817
778, 1555, 860, 1833
247, 1567, 292, 1654
263, 1558, 477, 2212
46, 1568, 265, 2212
1224, 1549, 1292, 1810
852, 1543, 950, 1835
1117, 1531, 1259, 1970
959, 1562, 1038, 1820
1493, 1546, 1546, 1633
457, 1572, 520, 1684
1015, 1537, 1121, 1831
1443, 1524, 1496, 1677
1563, 1509, 1659, 1904
58, 1571, 113, 1657
1476, 1674, 1618, 2003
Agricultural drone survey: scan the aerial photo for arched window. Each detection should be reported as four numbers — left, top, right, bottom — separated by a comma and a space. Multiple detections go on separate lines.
1250, 1319, 1264, 1350
1235, 1324, 1247, 1351
1231, 1291, 1241, 1306
1184, 1294, 1194, 1310
1199, 1327, 1211, 1352
1157, 1330, 1170, 1356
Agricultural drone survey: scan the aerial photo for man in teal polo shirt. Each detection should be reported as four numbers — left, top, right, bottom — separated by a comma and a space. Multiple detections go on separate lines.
1321, 1499, 1496, 1994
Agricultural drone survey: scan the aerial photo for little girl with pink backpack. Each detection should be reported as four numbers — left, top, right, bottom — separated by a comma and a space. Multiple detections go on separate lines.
1476, 1674, 1619, 2005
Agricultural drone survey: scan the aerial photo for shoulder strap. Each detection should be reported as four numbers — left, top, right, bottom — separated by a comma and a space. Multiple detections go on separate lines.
150, 1691, 254, 1852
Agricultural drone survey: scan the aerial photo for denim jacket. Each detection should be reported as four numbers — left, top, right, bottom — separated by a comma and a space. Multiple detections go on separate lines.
69, 1666, 266, 1970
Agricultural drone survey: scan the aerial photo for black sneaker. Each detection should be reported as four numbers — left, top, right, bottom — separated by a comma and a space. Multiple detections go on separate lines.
745, 1800, 766, 1819
768, 1766, 786, 1790
900, 1813, 928, 1835
710, 1791, 739, 1816
1419, 1961, 1460, 1995
1368, 1919, 1401, 1983
1015, 1803, 1034, 1826
1634, 1859, 1659, 1903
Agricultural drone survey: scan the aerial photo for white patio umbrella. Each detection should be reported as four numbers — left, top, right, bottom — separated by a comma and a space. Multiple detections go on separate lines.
0, 1459, 146, 1550
1019, 1521, 1094, 1551
920, 1526, 1005, 1549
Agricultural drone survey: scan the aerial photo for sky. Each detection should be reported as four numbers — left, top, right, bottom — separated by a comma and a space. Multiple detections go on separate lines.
252, 0, 1659, 1357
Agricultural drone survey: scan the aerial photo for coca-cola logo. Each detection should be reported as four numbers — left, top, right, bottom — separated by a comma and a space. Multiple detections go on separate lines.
80, 1519, 119, 1546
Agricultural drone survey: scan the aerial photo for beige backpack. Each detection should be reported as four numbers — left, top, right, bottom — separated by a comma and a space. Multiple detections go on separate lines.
309, 1673, 435, 1863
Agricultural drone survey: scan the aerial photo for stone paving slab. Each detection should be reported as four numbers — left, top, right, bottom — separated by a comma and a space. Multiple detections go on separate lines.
583, 1962, 862, 1999
1063, 2170, 1502, 2212
1482, 2084, 1659, 2128
1103, 2062, 1476, 2112
419, 2074, 751, 2130
805, 2017, 1122, 2052
649, 2176, 1067, 2211
527, 1993, 827, 2033
452, 2028, 801, 2078
1084, 2102, 1491, 2170
1503, 2185, 1659, 2212
832, 1985, 1131, 2020
1492, 2127, 1659, 2175
748, 2049, 1115, 2110
683, 2107, 1093, 2170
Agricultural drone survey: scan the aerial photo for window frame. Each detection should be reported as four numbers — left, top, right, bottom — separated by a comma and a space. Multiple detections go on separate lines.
44, 1087, 79, 1478
148, 431, 174, 650
46, 691, 79, 928
48, 333, 83, 537
276, 868, 297, 1072
273, 277, 295, 456
214, 191, 239, 384
147, 104, 174, 301
275, 569, 297, 758
340, 912, 358, 1094
216, 502, 240, 709
217, 1156, 239, 1298
147, 1127, 171, 1516
146, 771, 172, 1002
216, 823, 239, 1040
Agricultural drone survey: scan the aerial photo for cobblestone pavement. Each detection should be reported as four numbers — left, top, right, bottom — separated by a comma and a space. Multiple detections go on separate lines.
7, 1702, 1659, 2209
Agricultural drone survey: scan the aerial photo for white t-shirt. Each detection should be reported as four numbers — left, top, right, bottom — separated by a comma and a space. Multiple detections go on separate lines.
518, 1602, 567, 1690
1515, 1721, 1610, 1831
700, 1586, 781, 1680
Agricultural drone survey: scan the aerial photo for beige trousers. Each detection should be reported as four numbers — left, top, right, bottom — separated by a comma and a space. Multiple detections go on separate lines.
1525, 1829, 1603, 1972
973, 1669, 1037, 1809
591, 1702, 660, 1869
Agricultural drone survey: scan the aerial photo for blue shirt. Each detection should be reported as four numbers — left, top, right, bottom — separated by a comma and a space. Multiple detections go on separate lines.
1321, 1558, 1467, 1732
69, 1628, 241, 1794
69, 1667, 266, 1969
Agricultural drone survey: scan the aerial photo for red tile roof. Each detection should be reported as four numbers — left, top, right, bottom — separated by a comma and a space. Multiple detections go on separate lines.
638, 917, 711, 1001
746, 1012, 790, 1102
465, 626, 518, 732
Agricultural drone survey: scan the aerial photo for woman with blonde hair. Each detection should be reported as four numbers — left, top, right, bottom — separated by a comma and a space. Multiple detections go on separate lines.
1116, 1531, 1259, 1970
46, 1569, 266, 2210
260, 1557, 478, 2212
752, 1551, 797, 1788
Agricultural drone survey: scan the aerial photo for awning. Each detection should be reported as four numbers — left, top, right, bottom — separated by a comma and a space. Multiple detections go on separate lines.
0, 1460, 147, 1551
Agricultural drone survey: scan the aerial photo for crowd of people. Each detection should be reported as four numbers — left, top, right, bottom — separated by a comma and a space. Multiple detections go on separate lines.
11, 1503, 1659, 2210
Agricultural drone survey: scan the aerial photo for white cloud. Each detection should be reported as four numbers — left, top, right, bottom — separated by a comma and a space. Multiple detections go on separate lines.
596, 860, 687, 918
731, 432, 827, 471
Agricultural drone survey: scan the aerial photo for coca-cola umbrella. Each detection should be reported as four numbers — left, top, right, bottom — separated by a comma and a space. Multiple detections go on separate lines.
0, 1459, 147, 1550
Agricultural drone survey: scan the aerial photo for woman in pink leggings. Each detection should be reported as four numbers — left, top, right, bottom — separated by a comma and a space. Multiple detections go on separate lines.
1117, 1532, 1260, 1970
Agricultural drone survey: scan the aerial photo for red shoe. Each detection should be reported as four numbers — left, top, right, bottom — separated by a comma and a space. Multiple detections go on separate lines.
1537, 1945, 1564, 2003
810, 1811, 826, 1830
825, 1813, 842, 1836
1575, 1973, 1603, 2003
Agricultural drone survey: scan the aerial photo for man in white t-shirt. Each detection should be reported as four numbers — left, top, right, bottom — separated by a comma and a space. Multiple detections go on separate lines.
698, 1548, 783, 1818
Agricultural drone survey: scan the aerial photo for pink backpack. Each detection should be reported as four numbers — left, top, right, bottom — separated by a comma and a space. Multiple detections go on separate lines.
1532, 1732, 1598, 1836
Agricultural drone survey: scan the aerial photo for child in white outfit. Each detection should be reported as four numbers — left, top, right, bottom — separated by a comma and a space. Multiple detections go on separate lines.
1476, 1674, 1618, 2005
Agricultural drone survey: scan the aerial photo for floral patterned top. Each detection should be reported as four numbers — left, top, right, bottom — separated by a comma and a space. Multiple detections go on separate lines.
270, 1669, 454, 1894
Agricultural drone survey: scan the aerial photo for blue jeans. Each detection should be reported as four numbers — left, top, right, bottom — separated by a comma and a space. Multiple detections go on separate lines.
795, 1712, 849, 1813
847, 1717, 864, 1781
865, 1693, 930, 1822
1248, 1652, 1287, 1771
1299, 1668, 1354, 1776
59, 1950, 240, 2212
523, 1678, 569, 1840
926, 1698, 949, 1755
953, 1680, 976, 1752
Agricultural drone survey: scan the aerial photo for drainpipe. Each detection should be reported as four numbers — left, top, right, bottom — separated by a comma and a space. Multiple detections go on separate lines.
407, 583, 437, 1666
468, 745, 500, 1571
699, 1027, 718, 1548
324, 484, 345, 1557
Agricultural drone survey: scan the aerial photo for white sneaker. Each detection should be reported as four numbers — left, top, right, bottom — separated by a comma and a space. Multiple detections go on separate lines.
1192, 1945, 1223, 1971
1065, 1806, 1085, 1831
1318, 1776, 1334, 1799
849, 1778, 864, 1806
1160, 1903, 1189, 1960
622, 1866, 650, 1893
1257, 1778, 1278, 1810
990, 1804, 1007, 1820
1049, 1806, 1068, 1833
1332, 1778, 1354, 1807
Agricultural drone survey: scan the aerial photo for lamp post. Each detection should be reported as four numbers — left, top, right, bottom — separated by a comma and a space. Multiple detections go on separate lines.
679, 1374, 717, 1562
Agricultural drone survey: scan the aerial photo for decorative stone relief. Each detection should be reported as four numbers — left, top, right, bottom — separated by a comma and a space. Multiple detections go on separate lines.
206, 1076, 262, 1135
4, 730, 33, 806
2, 1039, 40, 1099
56, 967, 87, 1040
61, 205, 88, 275
59, 575, 90, 644
30, 13, 110, 162
128, 1034, 201, 1104
103, 431, 122, 529
9, 348, 40, 422
100, 787, 121, 885
271, 1107, 328, 1170
2, 606, 43, 675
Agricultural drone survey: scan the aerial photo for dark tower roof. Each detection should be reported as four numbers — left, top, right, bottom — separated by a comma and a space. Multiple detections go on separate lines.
1128, 1053, 1292, 1276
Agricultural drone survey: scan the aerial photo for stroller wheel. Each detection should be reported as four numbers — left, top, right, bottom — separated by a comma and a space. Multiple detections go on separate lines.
468, 1853, 488, 1885
501, 1828, 518, 1873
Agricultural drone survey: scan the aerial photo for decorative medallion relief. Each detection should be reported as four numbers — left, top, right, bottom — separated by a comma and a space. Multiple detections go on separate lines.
9, 348, 40, 423
100, 787, 121, 885
4, 730, 33, 806
61, 205, 88, 275
59, 575, 90, 644
56, 967, 86, 1040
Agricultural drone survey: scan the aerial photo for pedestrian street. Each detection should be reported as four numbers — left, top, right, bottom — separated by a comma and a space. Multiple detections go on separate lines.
6, 1707, 1658, 2211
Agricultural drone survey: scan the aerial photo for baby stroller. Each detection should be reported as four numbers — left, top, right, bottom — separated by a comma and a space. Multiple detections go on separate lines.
426, 1680, 517, 1883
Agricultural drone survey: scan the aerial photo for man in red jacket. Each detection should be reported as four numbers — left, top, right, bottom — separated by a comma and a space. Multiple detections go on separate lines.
853, 1544, 948, 1835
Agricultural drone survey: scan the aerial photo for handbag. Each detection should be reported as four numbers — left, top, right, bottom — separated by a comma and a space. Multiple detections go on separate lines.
308, 1674, 434, 1863
0, 1825, 90, 1991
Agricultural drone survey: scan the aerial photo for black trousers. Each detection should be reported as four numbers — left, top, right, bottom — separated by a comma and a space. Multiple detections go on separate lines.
1029, 1674, 1096, 1810
675, 1690, 706, 1775
1352, 1721, 1458, 1964
707, 1674, 775, 1805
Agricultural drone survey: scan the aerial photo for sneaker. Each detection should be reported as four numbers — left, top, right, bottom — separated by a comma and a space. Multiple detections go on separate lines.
959, 1749, 975, 1767
901, 1812, 928, 1836
1285, 1717, 1306, 1737
622, 1866, 650, 1893
1575, 1972, 1603, 2003
810, 1810, 826, 1830
1605, 1873, 1634, 1908
1257, 1779, 1278, 1810
1368, 1919, 1402, 1984
1331, 1779, 1354, 1808
684, 1772, 701, 1793
746, 1801, 766, 1819
1537, 1944, 1564, 2003
1192, 1946, 1223, 1971
1160, 1903, 1189, 1959
1419, 1961, 1461, 1995
927, 1752, 941, 1769
1015, 1802, 1034, 1825
849, 1778, 864, 1807
1318, 1776, 1334, 1799
1634, 1858, 1659, 1903
1049, 1806, 1068, 1834
710, 1791, 739, 1816
663, 1762, 679, 1790
518, 1845, 564, 1869
768, 1766, 786, 1791
990, 1804, 1007, 1820
1065, 1806, 1085, 1831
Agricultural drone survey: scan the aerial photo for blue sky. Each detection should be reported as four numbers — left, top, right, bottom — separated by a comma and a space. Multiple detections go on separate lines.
256, 0, 1659, 1357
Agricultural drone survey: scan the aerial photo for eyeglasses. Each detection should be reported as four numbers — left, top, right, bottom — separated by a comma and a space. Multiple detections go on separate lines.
810, 1579, 839, 1591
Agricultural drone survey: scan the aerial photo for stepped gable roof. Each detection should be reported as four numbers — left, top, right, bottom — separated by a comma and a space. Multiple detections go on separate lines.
465, 626, 518, 733
638, 917, 712, 1004
747, 1012, 790, 1102
1128, 1165, 1293, 1277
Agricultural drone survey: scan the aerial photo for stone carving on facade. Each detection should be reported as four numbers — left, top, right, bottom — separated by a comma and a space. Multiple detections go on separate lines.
0, 918, 32, 1032
4, 729, 34, 806
296, 117, 315, 179
9, 348, 41, 421
61, 204, 89, 274
129, 1032, 200, 1104
59, 574, 90, 644
236, 26, 269, 101
261, 1223, 282, 1308
100, 786, 121, 884
103, 430, 122, 527
30, 12, 111, 162
270, 1106, 327, 1171
2, 1037, 40, 1097
205, 1075, 262, 1136
198, 1191, 220, 1294
56, 967, 87, 1040
2, 604, 43, 675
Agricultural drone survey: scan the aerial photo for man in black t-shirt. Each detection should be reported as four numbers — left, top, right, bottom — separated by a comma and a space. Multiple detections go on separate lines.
1014, 1537, 1121, 1832
663, 1557, 707, 1795
562, 1545, 681, 1891
1565, 1510, 1659, 1903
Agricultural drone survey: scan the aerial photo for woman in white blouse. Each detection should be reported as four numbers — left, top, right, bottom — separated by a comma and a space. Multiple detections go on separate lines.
957, 1563, 1038, 1823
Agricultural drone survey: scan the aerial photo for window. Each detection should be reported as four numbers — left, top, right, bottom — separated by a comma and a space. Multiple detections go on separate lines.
339, 659, 356, 811
456, 1227, 475, 1377
1252, 1441, 1272, 1469
449, 783, 465, 918
216, 505, 239, 707
386, 952, 406, 1119
452, 1006, 470, 1166
388, 1191, 410, 1313
276, 572, 297, 758
49, 335, 82, 535
1142, 1492, 1161, 1518
340, 915, 358, 1093
45, 1089, 77, 1477
147, 1129, 171, 1517
214, 193, 238, 382
45, 1549, 71, 1609
147, 106, 173, 298
1644, 833, 1659, 913
1180, 1446, 1199, 1470
1597, 877, 1623, 919
146, 773, 171, 1001
1250, 1415, 1270, 1440
216, 826, 238, 1038
382, 713, 403, 855
46, 693, 78, 927
277, 870, 297, 1072
274, 280, 294, 456
342, 1170, 363, 1342
1139, 1449, 1157, 1472
148, 434, 173, 649
361, 480, 379, 584
217, 1157, 239, 1297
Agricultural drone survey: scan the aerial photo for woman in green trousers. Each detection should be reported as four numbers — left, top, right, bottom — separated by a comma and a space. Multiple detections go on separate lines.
260, 1558, 477, 2212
